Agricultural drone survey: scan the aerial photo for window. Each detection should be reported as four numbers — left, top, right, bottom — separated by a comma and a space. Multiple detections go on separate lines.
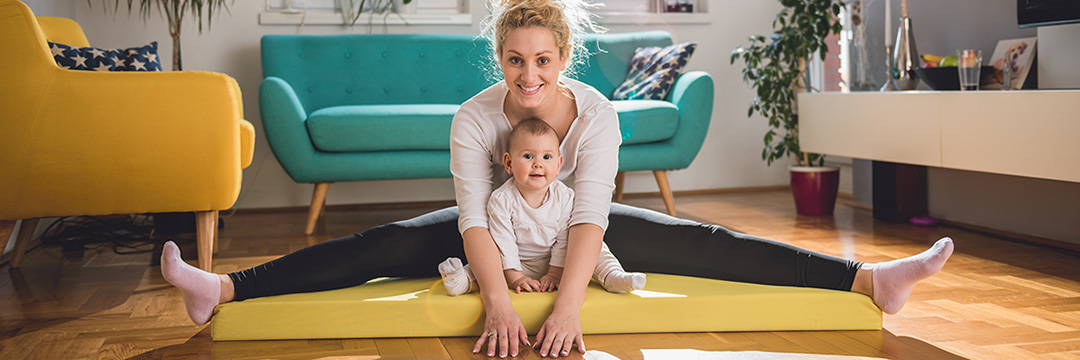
262, 0, 466, 15
259, 0, 470, 25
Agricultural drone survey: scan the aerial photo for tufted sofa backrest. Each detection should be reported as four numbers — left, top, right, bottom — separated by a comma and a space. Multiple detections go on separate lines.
261, 31, 674, 112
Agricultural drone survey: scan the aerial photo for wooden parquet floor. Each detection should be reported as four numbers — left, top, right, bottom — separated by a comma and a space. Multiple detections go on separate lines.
2, 190, 1079, 359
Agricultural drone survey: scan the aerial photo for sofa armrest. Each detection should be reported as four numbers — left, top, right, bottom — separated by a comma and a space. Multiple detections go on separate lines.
259, 76, 316, 182
4, 69, 247, 218
227, 75, 255, 169
240, 119, 255, 169
665, 71, 715, 169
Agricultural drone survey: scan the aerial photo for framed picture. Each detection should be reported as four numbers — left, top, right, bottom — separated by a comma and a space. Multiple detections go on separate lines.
984, 37, 1037, 90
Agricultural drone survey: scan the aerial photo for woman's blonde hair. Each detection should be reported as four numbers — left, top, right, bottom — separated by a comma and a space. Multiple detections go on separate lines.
481, 0, 605, 82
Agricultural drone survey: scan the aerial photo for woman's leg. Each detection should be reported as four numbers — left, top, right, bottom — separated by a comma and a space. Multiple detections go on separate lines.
162, 207, 465, 324
604, 203, 861, 290
603, 203, 952, 314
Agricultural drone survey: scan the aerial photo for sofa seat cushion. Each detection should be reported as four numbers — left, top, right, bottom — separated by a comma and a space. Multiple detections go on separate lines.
613, 100, 679, 145
210, 273, 882, 341
306, 104, 459, 152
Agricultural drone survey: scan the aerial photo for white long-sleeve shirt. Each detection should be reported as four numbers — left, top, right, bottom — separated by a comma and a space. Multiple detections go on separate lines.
488, 178, 573, 273
450, 77, 622, 235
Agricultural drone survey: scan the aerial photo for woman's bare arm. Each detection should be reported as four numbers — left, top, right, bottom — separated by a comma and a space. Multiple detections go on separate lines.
464, 226, 530, 357
534, 223, 603, 357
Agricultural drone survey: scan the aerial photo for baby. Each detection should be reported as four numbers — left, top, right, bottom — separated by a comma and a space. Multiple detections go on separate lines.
439, 117, 646, 296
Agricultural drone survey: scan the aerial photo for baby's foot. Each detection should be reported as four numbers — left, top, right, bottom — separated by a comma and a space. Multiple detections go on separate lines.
161, 240, 223, 325
602, 271, 647, 294
438, 257, 474, 296
872, 237, 954, 314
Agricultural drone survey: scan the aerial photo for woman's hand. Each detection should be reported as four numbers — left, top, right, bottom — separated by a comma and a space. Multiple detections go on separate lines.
474, 301, 531, 358
533, 309, 584, 358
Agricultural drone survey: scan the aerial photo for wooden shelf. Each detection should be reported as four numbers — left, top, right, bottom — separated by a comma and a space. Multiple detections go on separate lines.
798, 90, 1080, 183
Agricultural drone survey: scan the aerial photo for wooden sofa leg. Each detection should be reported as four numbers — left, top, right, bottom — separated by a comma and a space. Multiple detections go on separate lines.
614, 172, 626, 203
0, 221, 15, 259
319, 196, 327, 219
9, 218, 40, 268
653, 170, 677, 217
305, 183, 330, 235
196, 211, 218, 272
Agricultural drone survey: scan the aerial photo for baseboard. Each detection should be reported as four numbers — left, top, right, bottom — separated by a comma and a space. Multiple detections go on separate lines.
233, 199, 459, 215
620, 185, 790, 199
236, 187, 794, 214
938, 219, 1080, 255
837, 193, 874, 211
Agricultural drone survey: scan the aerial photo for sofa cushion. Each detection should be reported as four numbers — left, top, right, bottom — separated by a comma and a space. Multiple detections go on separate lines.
306, 104, 459, 152
210, 273, 881, 340
49, 41, 162, 71
613, 100, 680, 145
613, 42, 697, 101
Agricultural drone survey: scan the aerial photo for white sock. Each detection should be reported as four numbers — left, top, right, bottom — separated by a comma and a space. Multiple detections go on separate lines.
438, 257, 475, 296
872, 237, 954, 315
601, 271, 646, 294
160, 240, 222, 325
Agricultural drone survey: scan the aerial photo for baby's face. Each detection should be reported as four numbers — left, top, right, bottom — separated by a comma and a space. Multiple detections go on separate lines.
504, 132, 562, 192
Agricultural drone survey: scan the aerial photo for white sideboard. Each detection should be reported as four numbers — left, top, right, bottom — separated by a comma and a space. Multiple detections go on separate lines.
798, 90, 1080, 183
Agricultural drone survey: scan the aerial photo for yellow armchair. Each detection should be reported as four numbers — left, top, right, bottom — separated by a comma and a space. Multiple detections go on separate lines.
0, 0, 255, 271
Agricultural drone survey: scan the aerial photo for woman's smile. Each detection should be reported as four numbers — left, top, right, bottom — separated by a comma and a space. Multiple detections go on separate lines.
518, 83, 543, 95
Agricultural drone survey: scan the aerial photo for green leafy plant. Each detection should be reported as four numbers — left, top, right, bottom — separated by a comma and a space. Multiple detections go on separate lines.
344, 0, 413, 26
89, 0, 233, 71
730, 0, 846, 167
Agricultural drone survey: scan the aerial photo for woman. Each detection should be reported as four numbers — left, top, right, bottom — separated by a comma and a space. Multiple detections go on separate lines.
161, 0, 954, 358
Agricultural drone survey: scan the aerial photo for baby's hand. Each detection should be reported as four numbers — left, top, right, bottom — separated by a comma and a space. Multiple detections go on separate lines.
539, 273, 561, 292
510, 277, 542, 293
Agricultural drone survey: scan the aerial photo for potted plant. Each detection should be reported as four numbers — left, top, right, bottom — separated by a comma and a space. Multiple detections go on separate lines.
91, 0, 233, 71
342, 0, 414, 26
730, 0, 847, 216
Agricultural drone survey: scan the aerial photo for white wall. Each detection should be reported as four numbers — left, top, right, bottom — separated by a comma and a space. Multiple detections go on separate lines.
20, 0, 73, 18
50, 0, 792, 210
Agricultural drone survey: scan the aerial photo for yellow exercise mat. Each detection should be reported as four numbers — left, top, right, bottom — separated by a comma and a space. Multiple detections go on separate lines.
210, 273, 881, 341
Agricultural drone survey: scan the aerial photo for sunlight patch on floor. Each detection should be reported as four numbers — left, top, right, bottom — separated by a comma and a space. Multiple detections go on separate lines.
362, 289, 428, 302
631, 290, 687, 298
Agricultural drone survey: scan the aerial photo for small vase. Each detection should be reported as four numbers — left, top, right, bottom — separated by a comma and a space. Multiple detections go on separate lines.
849, 37, 877, 91
890, 16, 920, 90
393, 0, 417, 14
790, 165, 840, 216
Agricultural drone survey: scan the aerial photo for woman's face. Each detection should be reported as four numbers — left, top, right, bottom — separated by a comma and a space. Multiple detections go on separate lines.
499, 27, 568, 111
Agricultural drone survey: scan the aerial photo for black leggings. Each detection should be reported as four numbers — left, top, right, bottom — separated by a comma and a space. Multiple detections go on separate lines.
228, 204, 861, 301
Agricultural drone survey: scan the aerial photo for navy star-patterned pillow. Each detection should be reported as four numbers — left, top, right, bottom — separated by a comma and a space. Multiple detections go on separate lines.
613, 42, 697, 100
48, 41, 162, 72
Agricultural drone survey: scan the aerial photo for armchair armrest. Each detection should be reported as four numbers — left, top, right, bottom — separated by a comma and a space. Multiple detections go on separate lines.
259, 76, 316, 183
226, 75, 255, 169
665, 71, 715, 169
3, 69, 248, 219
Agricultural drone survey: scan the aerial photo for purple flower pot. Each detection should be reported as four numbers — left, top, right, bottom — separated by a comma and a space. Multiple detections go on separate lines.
790, 165, 840, 216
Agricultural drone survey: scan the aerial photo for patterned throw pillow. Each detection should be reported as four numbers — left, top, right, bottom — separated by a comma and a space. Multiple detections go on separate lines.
613, 42, 697, 100
48, 41, 162, 72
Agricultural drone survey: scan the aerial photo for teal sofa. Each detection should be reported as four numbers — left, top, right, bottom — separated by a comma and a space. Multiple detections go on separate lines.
260, 31, 713, 234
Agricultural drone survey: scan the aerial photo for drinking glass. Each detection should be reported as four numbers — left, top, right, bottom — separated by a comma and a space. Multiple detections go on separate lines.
957, 49, 982, 91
